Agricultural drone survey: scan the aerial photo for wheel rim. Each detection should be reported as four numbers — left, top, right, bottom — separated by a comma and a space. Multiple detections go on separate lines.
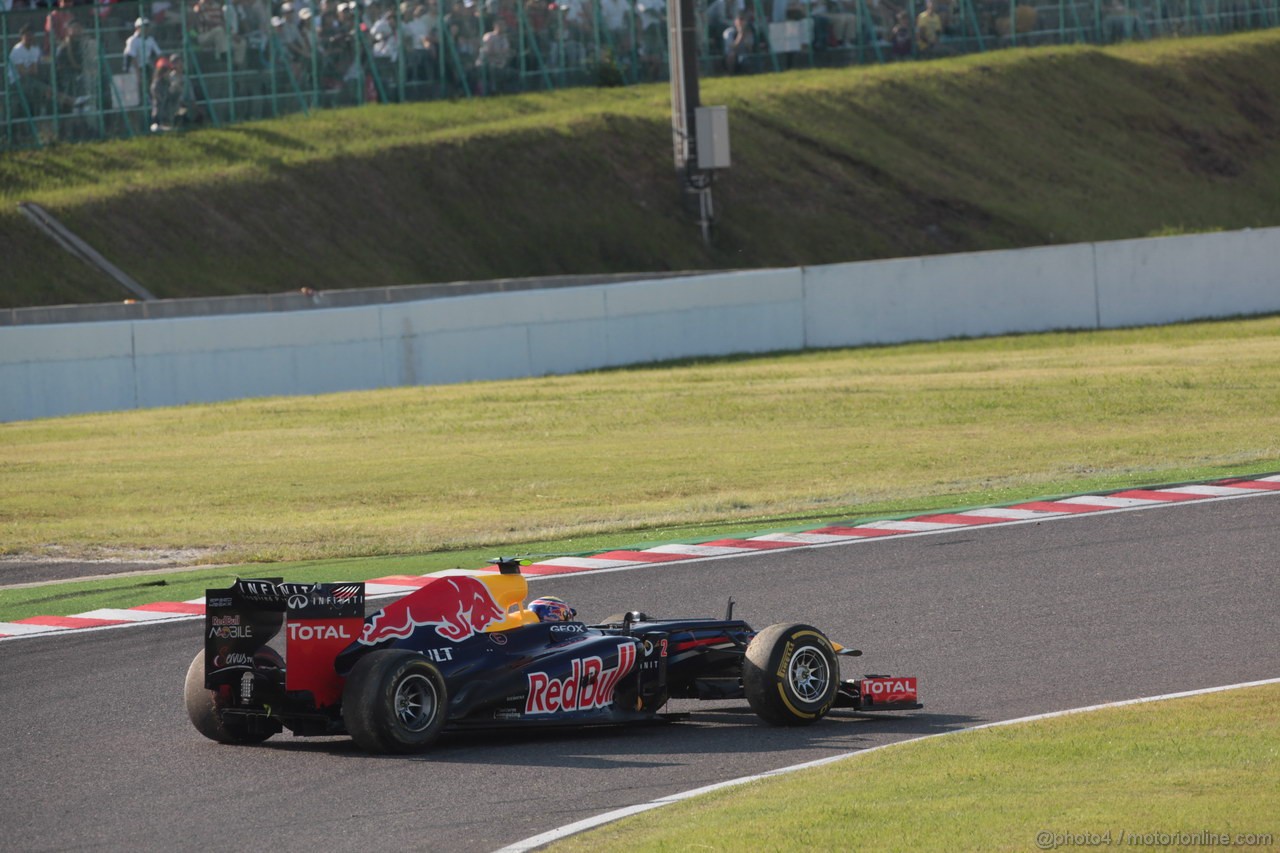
394, 673, 438, 732
787, 645, 830, 703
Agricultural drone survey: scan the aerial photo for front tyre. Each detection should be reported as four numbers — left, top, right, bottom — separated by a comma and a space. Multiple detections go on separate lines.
183, 649, 275, 745
342, 650, 448, 754
743, 623, 839, 726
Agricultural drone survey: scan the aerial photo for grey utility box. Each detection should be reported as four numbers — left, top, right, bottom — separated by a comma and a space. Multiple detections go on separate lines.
695, 106, 731, 170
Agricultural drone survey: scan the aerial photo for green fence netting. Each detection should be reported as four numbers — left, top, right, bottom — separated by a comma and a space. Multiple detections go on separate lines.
2, 0, 1276, 149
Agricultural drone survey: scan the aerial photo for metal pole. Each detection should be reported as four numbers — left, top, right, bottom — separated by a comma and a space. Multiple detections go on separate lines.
226, 7, 236, 122
629, 0, 639, 78
908, 0, 917, 57
92, 10, 106, 139
517, 0, 552, 90
442, 13, 471, 97
396, 2, 405, 101
354, 3, 366, 103
50, 15, 61, 141
667, 0, 713, 245
3, 13, 11, 148
667, 0, 699, 172
438, 0, 446, 93
555, 1, 567, 85
477, 1, 488, 94
269, 28, 279, 116
141, 5, 154, 130
519, 0, 529, 89
310, 17, 319, 108
805, 1, 815, 67
593, 0, 602, 71
965, 0, 985, 49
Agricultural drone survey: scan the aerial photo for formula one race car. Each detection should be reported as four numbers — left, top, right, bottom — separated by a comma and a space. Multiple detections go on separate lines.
185, 559, 920, 754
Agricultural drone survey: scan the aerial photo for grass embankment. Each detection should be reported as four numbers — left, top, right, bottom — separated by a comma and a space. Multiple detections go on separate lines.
1, 314, 1277, 619
549, 683, 1280, 851
4, 32, 1280, 308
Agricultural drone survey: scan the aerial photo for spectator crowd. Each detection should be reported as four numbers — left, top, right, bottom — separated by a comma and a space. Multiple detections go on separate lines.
3, 0, 1268, 146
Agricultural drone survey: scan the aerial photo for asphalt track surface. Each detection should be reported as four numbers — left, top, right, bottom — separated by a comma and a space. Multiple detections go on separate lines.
2, 495, 1276, 852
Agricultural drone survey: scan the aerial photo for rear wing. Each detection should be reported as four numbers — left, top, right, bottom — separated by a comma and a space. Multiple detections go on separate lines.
204, 579, 366, 707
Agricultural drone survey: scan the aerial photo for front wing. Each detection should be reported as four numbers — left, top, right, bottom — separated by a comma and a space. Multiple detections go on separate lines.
836, 675, 922, 712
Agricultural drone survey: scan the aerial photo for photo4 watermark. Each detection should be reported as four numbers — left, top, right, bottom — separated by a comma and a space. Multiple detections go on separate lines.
1035, 829, 1275, 849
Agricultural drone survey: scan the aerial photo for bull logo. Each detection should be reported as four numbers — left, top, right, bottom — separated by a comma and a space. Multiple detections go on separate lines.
359, 576, 505, 646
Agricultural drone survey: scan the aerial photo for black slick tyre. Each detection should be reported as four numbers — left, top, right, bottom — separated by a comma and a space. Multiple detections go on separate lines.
342, 650, 448, 754
183, 649, 275, 745
742, 623, 839, 726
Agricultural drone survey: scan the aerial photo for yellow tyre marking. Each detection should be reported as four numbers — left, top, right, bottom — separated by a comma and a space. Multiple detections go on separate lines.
777, 683, 816, 719
775, 640, 794, 679
776, 631, 832, 719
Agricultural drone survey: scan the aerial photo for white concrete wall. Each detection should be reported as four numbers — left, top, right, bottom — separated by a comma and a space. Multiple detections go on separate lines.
378, 267, 805, 388
0, 321, 137, 420
2, 228, 1277, 422
131, 305, 388, 408
600, 269, 805, 367
803, 243, 1100, 348
1094, 229, 1280, 328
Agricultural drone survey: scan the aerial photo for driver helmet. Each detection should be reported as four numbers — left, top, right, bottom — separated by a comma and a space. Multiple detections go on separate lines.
529, 595, 576, 623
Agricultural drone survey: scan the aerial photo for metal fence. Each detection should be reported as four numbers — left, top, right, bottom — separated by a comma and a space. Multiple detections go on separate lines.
3, 0, 1277, 150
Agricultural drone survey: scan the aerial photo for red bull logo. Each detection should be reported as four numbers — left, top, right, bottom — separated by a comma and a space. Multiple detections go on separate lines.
525, 643, 637, 715
360, 576, 505, 646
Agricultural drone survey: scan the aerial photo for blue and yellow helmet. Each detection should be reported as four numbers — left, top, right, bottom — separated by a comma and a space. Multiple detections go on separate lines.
529, 595, 576, 623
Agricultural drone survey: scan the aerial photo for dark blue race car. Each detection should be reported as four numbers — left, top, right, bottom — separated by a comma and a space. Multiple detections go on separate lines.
185, 559, 920, 754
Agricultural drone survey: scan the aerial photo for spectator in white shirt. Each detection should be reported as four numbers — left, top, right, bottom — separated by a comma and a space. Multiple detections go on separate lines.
122, 17, 162, 72
8, 25, 42, 84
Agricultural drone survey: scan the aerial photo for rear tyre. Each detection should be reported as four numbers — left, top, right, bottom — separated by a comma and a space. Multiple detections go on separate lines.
342, 650, 448, 754
183, 649, 276, 745
743, 623, 839, 726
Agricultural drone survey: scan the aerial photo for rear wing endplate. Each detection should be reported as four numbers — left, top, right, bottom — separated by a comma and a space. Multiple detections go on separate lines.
203, 579, 365, 688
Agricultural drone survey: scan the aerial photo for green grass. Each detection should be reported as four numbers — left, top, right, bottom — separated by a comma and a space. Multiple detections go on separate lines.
4, 32, 1280, 308
1, 313, 1277, 622
0, 521, 870, 621
548, 683, 1280, 851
